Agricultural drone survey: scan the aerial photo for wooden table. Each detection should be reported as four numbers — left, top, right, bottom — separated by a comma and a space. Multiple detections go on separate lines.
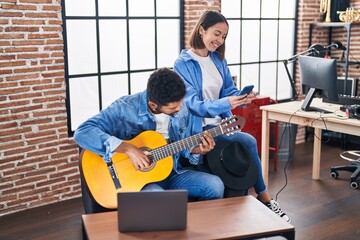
82, 195, 295, 240
260, 98, 360, 185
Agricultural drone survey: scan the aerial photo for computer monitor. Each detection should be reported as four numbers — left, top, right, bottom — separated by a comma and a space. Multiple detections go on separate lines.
337, 77, 358, 96
299, 55, 339, 113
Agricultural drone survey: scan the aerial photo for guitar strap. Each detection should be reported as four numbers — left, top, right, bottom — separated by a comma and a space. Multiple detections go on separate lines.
107, 160, 121, 189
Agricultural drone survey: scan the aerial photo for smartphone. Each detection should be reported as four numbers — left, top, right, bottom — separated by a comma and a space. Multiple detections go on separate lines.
238, 85, 254, 96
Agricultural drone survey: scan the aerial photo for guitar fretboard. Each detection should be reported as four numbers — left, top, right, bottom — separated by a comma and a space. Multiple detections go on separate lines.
150, 126, 222, 161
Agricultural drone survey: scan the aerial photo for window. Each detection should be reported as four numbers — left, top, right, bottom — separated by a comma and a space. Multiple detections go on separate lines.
221, 0, 298, 101
62, 0, 183, 135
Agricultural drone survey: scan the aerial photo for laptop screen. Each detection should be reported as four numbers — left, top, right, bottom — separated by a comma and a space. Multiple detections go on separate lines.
117, 190, 188, 232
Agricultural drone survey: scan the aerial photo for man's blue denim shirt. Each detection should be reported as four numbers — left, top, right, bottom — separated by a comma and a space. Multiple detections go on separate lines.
73, 90, 201, 173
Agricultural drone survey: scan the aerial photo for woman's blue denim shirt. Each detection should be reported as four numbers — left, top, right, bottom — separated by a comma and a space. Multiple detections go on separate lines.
174, 50, 241, 135
73, 90, 201, 173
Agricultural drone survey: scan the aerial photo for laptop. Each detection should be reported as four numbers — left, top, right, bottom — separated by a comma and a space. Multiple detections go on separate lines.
117, 190, 188, 232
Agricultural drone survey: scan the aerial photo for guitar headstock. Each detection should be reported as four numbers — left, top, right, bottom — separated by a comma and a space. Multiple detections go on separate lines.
220, 115, 246, 136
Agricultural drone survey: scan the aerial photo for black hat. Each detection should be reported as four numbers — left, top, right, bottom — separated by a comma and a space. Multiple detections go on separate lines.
207, 141, 258, 190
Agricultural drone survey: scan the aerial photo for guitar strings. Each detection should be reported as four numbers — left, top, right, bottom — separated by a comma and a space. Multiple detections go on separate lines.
149, 115, 240, 161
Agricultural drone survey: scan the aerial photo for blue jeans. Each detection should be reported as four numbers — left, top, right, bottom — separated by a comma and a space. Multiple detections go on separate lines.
142, 170, 224, 200
205, 125, 267, 195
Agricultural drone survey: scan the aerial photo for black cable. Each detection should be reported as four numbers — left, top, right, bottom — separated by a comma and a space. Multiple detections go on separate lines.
274, 108, 349, 201
274, 109, 300, 201
310, 114, 331, 144
311, 110, 349, 143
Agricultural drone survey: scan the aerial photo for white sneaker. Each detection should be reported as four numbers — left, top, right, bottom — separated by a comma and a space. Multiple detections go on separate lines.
265, 199, 291, 223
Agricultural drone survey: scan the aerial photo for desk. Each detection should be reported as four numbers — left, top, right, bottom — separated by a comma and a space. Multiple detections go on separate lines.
260, 99, 360, 185
82, 195, 295, 240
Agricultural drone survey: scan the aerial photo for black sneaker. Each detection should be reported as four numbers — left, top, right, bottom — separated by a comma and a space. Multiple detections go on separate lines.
265, 199, 291, 223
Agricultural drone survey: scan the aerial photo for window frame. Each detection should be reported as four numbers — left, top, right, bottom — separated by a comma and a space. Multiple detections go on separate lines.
61, 0, 184, 136
221, 0, 299, 102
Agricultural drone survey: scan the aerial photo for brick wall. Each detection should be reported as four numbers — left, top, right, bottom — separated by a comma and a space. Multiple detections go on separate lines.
0, 0, 80, 216
1, 0, 360, 216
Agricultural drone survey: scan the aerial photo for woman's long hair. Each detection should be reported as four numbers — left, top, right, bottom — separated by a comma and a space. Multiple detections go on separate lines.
188, 10, 228, 59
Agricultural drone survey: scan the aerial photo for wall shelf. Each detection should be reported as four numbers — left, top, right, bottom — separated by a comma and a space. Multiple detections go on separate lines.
309, 22, 355, 94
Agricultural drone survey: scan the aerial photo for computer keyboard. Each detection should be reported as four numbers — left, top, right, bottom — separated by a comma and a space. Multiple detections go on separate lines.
323, 94, 360, 105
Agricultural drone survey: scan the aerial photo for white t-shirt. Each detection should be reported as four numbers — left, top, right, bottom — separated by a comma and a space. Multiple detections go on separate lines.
188, 50, 223, 127
154, 113, 170, 140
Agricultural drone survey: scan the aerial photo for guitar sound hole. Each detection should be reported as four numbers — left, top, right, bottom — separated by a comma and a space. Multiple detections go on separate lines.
140, 147, 155, 172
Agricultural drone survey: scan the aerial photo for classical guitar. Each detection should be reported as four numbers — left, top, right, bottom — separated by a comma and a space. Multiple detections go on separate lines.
80, 115, 245, 209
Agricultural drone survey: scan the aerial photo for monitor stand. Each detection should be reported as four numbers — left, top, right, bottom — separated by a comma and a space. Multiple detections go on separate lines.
304, 106, 333, 114
301, 88, 332, 114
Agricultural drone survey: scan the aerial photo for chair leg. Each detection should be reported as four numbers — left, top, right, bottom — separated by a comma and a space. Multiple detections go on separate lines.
331, 165, 357, 174
331, 162, 360, 189
331, 150, 360, 189
350, 164, 360, 183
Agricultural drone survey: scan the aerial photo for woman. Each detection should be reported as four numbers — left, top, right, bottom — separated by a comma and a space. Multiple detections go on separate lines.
174, 10, 290, 222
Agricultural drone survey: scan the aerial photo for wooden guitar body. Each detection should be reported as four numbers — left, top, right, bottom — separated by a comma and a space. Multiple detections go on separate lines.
80, 131, 173, 209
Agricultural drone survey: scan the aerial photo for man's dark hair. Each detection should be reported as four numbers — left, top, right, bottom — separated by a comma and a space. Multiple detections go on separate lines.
147, 68, 186, 106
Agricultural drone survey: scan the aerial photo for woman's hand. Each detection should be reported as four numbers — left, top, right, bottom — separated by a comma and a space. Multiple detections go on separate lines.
191, 131, 215, 155
229, 92, 256, 109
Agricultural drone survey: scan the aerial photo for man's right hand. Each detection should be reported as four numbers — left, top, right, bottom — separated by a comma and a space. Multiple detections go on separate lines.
115, 142, 151, 170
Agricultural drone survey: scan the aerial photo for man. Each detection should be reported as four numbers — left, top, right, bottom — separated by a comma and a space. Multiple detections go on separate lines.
74, 68, 224, 200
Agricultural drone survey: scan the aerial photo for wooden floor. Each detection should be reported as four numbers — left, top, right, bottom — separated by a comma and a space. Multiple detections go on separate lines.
0, 140, 359, 240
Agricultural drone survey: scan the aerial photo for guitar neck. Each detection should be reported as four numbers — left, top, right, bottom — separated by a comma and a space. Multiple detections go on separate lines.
150, 126, 222, 161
